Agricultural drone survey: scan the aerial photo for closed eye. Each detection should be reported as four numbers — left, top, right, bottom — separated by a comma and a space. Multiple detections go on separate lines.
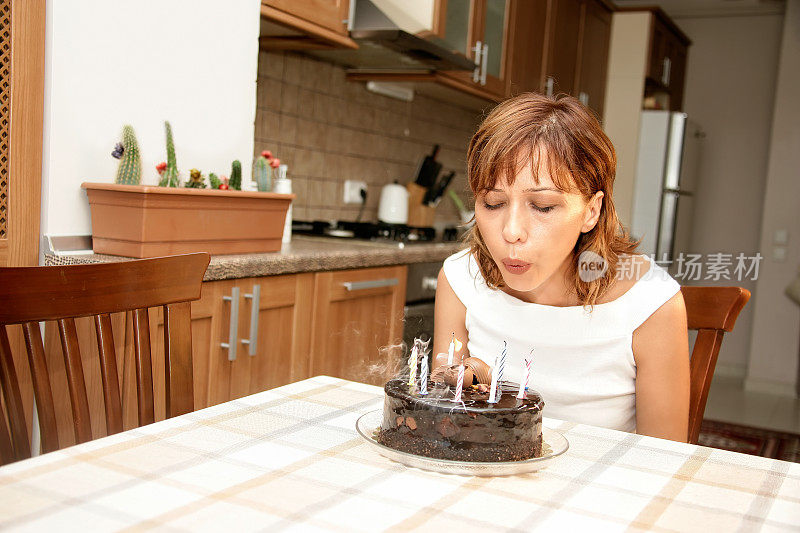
532, 204, 555, 213
482, 200, 504, 210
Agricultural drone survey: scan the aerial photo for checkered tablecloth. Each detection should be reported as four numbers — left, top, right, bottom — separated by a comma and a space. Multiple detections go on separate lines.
0, 376, 798, 532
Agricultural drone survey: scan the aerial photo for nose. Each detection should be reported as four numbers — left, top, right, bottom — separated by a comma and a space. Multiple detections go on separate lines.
501, 203, 527, 244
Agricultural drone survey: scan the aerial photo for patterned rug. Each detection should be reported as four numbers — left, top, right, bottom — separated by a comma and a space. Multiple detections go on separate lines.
699, 419, 800, 463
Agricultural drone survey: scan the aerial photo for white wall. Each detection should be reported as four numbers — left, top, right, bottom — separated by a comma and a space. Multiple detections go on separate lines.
603, 11, 651, 229
41, 0, 261, 237
675, 13, 784, 376
746, 1, 800, 394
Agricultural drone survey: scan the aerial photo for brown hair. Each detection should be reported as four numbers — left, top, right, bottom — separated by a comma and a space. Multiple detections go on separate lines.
466, 92, 638, 307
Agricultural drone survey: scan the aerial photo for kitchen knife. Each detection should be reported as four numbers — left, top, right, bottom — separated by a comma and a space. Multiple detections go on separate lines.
424, 170, 456, 206
414, 145, 443, 190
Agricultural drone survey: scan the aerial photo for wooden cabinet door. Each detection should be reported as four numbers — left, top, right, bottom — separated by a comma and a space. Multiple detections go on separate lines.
228, 273, 314, 400
543, 0, 582, 97
310, 265, 407, 386
506, 0, 548, 96
668, 42, 688, 110
647, 16, 667, 85
574, 0, 612, 118
264, 0, 350, 35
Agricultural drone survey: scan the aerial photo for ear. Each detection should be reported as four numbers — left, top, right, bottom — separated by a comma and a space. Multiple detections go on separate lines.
581, 191, 604, 233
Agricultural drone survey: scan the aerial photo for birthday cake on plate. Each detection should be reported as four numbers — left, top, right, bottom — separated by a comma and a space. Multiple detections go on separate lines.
377, 350, 544, 462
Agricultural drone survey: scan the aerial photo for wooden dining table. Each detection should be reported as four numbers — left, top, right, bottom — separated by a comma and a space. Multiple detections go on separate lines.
0, 376, 797, 531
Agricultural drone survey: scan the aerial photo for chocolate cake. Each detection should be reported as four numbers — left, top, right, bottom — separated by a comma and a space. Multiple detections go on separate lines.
377, 378, 544, 462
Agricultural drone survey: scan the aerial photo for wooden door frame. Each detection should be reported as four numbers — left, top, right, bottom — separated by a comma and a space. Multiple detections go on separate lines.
2, 0, 45, 267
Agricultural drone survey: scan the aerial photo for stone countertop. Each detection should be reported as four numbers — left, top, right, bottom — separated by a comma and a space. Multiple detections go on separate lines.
43, 236, 466, 281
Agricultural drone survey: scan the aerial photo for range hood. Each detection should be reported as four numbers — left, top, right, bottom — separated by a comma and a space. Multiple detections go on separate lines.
305, 0, 476, 72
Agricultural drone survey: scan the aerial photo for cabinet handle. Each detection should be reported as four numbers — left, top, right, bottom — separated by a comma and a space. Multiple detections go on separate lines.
241, 284, 260, 356
343, 278, 399, 291
662, 56, 671, 86
545, 76, 555, 97
221, 286, 240, 361
480, 43, 489, 85
472, 40, 483, 83
579, 92, 589, 106
421, 275, 438, 291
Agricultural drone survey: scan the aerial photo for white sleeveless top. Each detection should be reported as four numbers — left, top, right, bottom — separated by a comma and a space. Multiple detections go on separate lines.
442, 250, 681, 432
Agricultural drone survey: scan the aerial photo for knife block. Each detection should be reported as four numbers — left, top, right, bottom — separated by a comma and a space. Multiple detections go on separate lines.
406, 183, 436, 227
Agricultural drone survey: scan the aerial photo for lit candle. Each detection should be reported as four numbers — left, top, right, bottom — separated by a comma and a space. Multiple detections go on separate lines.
517, 357, 533, 399
419, 351, 428, 395
453, 364, 465, 402
497, 341, 507, 383
488, 353, 500, 404
407, 340, 419, 389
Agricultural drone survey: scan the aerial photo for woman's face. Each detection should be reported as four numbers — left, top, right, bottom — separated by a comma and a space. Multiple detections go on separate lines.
474, 155, 603, 300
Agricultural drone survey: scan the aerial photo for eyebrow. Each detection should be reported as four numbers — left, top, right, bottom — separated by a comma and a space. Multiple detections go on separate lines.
487, 187, 563, 193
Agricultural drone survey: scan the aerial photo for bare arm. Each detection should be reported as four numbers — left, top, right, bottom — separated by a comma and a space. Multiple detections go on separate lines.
432, 268, 469, 370
632, 291, 690, 442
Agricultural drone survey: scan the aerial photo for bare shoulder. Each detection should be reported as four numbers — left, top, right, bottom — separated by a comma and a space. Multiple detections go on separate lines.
632, 290, 688, 362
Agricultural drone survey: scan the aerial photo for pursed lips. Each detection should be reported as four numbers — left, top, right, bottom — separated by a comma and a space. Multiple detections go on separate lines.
502, 257, 531, 274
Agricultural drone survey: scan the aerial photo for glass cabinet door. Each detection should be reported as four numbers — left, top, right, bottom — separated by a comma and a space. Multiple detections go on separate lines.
483, 0, 508, 80
441, 0, 474, 56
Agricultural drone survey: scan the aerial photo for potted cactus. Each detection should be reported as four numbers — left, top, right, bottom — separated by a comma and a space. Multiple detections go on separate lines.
82, 124, 294, 258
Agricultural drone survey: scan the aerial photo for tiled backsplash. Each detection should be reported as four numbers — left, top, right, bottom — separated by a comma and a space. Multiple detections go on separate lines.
255, 50, 483, 225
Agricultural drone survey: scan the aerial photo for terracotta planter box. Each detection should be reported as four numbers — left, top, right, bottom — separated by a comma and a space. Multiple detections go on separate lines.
82, 183, 294, 258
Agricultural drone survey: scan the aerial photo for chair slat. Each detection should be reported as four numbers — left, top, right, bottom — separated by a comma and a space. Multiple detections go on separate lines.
0, 327, 31, 461
57, 318, 93, 444
133, 308, 155, 426
21, 322, 60, 453
688, 329, 725, 444
164, 303, 194, 417
0, 411, 15, 465
94, 315, 123, 435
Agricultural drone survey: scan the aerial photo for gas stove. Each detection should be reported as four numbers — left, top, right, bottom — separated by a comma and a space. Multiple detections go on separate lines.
292, 220, 457, 244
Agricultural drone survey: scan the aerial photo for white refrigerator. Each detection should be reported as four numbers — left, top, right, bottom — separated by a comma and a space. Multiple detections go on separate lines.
630, 111, 702, 265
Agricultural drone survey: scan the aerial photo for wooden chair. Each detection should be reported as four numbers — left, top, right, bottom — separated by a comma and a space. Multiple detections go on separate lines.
682, 286, 751, 444
0, 253, 210, 464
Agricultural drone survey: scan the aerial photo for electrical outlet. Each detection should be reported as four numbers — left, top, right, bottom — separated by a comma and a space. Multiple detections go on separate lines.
343, 180, 367, 204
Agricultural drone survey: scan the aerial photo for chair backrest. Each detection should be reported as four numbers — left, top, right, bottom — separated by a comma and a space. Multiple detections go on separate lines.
682, 286, 750, 444
0, 253, 209, 464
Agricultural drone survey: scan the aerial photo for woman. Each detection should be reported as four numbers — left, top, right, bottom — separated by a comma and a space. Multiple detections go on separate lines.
433, 93, 689, 441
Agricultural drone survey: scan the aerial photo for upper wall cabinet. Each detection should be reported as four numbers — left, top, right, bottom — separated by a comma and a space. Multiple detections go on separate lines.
436, 0, 513, 99
260, 0, 359, 50
508, 0, 613, 119
642, 9, 690, 111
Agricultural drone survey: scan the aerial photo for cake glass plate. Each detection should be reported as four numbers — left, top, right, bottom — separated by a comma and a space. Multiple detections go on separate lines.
355, 409, 568, 477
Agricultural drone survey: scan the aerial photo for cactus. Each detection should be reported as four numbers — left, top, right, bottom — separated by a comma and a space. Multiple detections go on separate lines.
209, 172, 221, 189
114, 125, 142, 185
158, 121, 180, 187
184, 168, 206, 189
254, 156, 271, 192
229, 160, 242, 190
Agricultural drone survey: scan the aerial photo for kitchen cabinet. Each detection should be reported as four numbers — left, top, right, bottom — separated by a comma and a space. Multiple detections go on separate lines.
36, 265, 406, 447
573, 0, 613, 118
507, 0, 613, 118
260, 0, 358, 50
189, 273, 314, 408
437, 0, 513, 100
542, 0, 583, 99
620, 6, 691, 111
310, 265, 407, 386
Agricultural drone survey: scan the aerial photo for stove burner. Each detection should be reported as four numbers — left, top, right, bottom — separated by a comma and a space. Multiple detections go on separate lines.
293, 220, 437, 244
